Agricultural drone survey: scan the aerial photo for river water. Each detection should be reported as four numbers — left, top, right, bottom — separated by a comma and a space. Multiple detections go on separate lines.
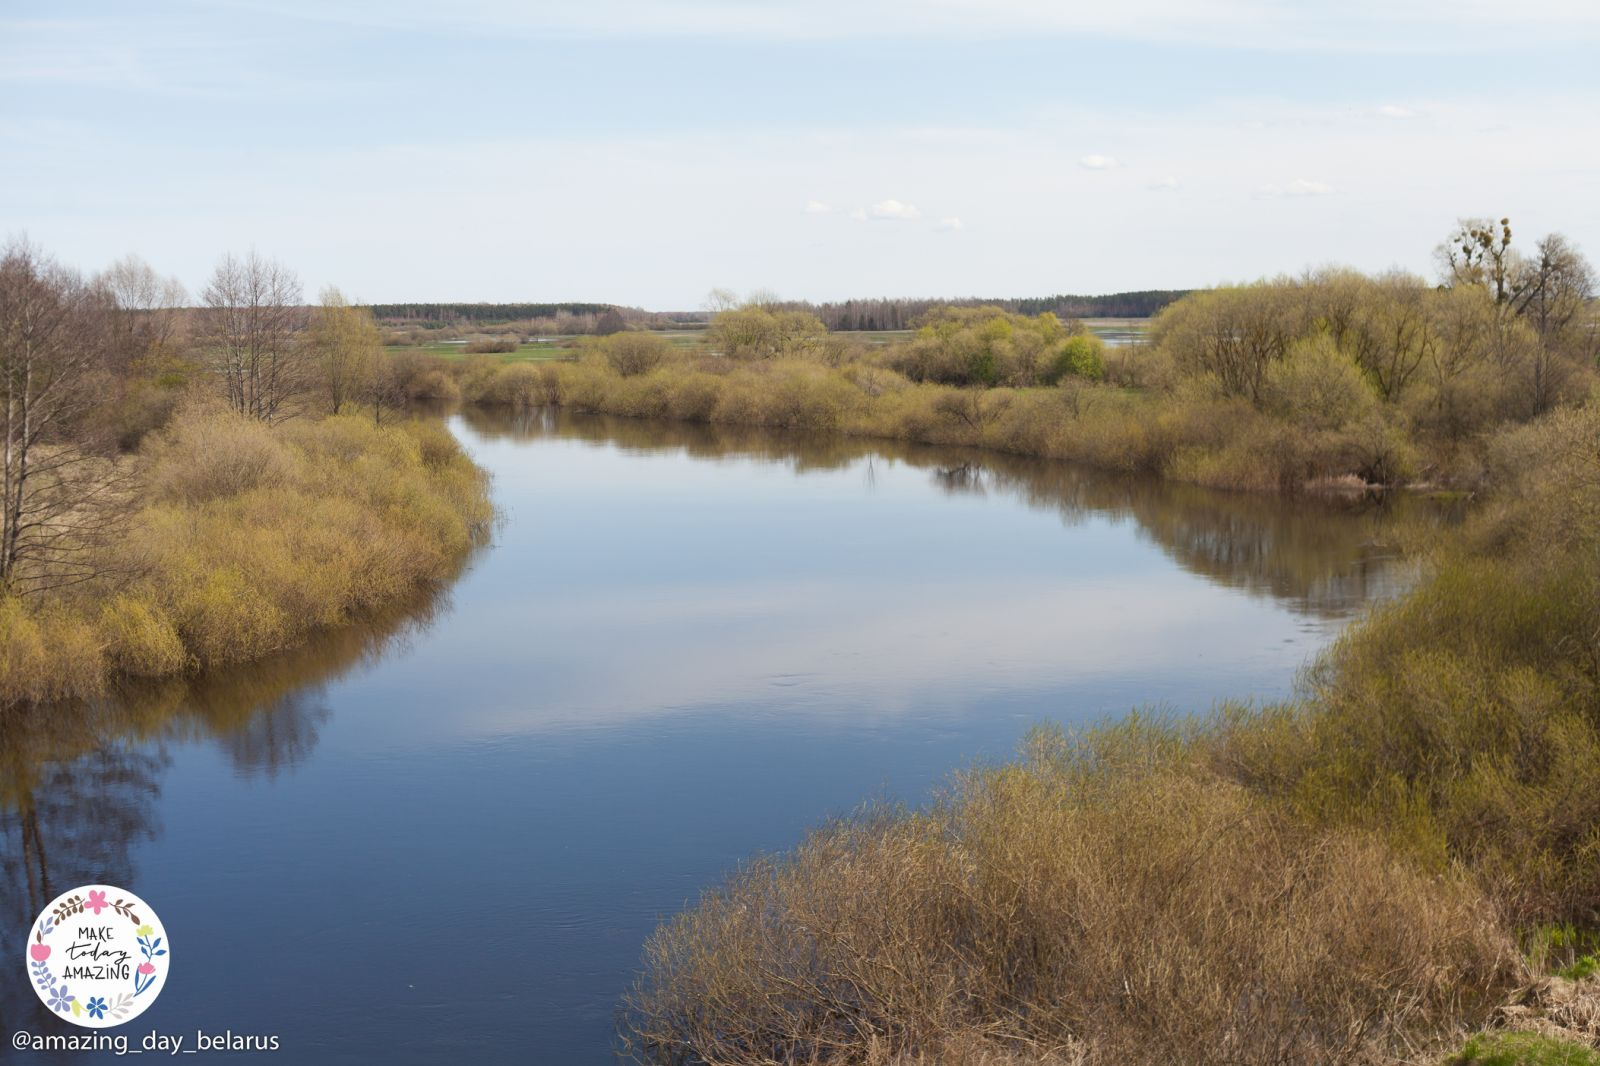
0, 408, 1411, 1063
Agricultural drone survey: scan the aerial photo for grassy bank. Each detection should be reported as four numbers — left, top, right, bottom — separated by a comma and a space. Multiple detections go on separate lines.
618, 398, 1600, 1064
0, 406, 492, 706
409, 273, 1595, 495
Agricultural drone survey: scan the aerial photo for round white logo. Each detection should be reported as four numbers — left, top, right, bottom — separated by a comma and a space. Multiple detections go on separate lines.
26, 885, 169, 1027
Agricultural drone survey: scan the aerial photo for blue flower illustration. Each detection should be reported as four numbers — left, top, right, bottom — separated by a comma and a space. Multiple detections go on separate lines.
85, 996, 107, 1019
46, 984, 73, 1013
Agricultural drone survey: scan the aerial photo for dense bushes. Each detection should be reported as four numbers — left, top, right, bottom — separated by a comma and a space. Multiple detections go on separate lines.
1216, 400, 1600, 927
707, 305, 831, 360
431, 257, 1596, 494
882, 307, 1102, 387
0, 406, 491, 705
464, 337, 519, 354
623, 721, 1516, 1065
452, 350, 1420, 492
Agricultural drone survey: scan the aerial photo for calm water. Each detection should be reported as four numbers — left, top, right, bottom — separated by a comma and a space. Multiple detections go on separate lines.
1, 410, 1410, 1063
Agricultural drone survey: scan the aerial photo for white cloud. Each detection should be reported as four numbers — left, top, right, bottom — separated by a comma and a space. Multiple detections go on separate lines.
1079, 154, 1119, 170
847, 207, 868, 221
1285, 178, 1334, 196
867, 198, 921, 221
803, 199, 833, 213
1256, 178, 1334, 198
1377, 104, 1418, 119
935, 216, 964, 231
1148, 175, 1181, 190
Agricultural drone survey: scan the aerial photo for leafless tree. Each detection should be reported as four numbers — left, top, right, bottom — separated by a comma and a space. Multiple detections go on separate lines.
99, 254, 188, 371
0, 240, 133, 597
365, 356, 407, 426
201, 251, 306, 421
1437, 217, 1520, 303
1511, 233, 1596, 347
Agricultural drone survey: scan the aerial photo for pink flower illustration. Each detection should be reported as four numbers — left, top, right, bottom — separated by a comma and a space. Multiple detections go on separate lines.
84, 890, 108, 915
30, 944, 50, 962
138, 963, 155, 976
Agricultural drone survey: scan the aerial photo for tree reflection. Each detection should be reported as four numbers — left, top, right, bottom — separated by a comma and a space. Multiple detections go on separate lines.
460, 406, 1427, 617
0, 578, 461, 1035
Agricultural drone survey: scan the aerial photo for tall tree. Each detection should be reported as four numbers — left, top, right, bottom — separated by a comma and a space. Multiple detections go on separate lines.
0, 240, 128, 596
201, 251, 305, 421
1437, 217, 1519, 303
98, 254, 188, 371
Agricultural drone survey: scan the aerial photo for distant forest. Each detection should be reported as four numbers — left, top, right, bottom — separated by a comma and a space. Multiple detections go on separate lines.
366, 291, 1189, 333
369, 302, 619, 324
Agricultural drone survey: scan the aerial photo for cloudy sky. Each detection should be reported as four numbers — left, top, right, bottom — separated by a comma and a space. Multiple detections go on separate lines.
4, 0, 1598, 307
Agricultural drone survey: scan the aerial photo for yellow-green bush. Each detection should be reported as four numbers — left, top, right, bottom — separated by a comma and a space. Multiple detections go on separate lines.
0, 408, 492, 705
1215, 400, 1600, 925
623, 722, 1516, 1065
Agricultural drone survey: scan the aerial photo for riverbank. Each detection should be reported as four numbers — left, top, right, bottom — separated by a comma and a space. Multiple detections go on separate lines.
410, 276, 1591, 497
437, 353, 1406, 495
0, 406, 493, 707
619, 399, 1600, 1063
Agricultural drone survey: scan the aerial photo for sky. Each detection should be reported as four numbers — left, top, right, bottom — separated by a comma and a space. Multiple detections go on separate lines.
3, 0, 1599, 308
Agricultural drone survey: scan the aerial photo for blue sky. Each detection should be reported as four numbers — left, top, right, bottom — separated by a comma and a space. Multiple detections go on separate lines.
3, 0, 1598, 307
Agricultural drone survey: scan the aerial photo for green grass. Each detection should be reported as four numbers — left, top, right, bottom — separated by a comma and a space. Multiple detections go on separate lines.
1449, 1032, 1600, 1065
1557, 955, 1600, 981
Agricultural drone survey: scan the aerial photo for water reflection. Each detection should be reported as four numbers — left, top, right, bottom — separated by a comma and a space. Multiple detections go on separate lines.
459, 405, 1413, 618
0, 409, 1421, 1062
0, 586, 456, 1041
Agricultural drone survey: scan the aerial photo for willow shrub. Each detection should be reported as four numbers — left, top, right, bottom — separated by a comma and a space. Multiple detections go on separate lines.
622, 722, 1516, 1066
1216, 400, 1600, 927
458, 349, 1431, 493
622, 400, 1600, 1063
0, 408, 492, 705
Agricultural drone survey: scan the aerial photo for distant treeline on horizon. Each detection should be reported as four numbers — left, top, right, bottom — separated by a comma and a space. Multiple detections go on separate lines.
366, 290, 1190, 331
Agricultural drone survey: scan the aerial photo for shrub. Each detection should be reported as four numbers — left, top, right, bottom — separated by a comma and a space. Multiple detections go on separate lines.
623, 723, 1515, 1065
146, 410, 297, 504
463, 337, 518, 354
0, 410, 492, 705
1260, 333, 1378, 431
602, 332, 671, 377
407, 367, 461, 402
1041, 333, 1106, 384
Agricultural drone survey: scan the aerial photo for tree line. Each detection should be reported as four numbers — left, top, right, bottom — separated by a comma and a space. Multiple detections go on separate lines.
0, 241, 424, 603
368, 301, 619, 325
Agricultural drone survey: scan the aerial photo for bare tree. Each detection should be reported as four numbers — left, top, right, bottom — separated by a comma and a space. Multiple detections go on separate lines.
1437, 217, 1520, 303
364, 356, 407, 426
1511, 234, 1595, 346
0, 240, 131, 597
201, 251, 305, 421
99, 254, 188, 371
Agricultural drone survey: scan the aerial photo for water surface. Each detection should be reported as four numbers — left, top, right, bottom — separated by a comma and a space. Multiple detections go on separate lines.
1, 410, 1408, 1062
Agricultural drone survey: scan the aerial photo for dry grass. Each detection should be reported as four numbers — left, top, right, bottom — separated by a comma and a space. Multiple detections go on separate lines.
622, 721, 1517, 1066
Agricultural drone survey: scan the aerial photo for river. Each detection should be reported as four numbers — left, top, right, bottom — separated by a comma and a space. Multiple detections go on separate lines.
0, 408, 1413, 1063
